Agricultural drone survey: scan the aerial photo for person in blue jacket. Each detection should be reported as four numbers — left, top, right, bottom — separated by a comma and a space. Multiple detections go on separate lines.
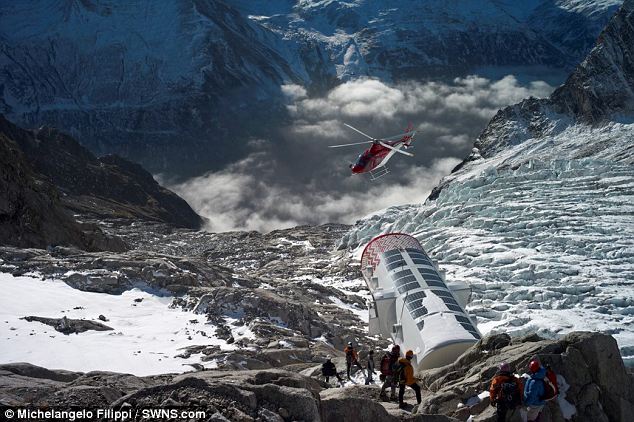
523, 360, 546, 421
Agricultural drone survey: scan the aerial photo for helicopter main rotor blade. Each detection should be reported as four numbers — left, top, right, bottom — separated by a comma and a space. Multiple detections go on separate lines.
379, 141, 414, 157
328, 140, 374, 148
382, 130, 417, 141
344, 123, 377, 141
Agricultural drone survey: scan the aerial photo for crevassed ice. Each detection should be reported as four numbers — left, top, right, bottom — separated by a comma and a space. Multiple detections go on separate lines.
344, 155, 634, 365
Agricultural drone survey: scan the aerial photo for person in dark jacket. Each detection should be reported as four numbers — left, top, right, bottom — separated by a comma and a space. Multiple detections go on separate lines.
489, 362, 523, 421
321, 356, 343, 384
524, 360, 546, 421
365, 350, 376, 385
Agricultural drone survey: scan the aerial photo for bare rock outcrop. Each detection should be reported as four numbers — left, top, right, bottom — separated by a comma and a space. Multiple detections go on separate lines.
418, 332, 634, 422
2, 332, 630, 421
2, 115, 203, 229
0, 116, 126, 252
21, 316, 113, 334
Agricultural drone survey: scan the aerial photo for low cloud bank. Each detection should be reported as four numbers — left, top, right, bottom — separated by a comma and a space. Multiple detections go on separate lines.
170, 75, 554, 232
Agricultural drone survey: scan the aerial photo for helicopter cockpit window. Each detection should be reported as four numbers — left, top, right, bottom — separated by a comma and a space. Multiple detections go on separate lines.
356, 155, 369, 167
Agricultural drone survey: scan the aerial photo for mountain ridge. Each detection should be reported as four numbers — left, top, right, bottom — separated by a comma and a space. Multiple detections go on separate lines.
0, 115, 203, 251
0, 0, 622, 176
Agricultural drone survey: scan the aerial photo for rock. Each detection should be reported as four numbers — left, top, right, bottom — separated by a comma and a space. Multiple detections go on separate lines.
0, 116, 126, 252
418, 332, 634, 422
21, 316, 113, 334
479, 333, 511, 351
320, 386, 459, 421
9, 119, 202, 229
209, 413, 231, 422
0, 363, 81, 383
277, 407, 290, 419
1, 333, 631, 421
98, 315, 108, 322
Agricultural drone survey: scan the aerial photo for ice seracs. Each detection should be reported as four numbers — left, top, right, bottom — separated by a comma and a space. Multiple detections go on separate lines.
342, 0, 634, 366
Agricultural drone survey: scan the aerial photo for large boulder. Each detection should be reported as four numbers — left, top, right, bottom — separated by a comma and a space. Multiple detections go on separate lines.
320, 386, 459, 422
418, 332, 634, 422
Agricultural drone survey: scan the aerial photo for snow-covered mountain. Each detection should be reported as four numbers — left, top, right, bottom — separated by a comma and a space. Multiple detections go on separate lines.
0, 0, 307, 176
0, 0, 621, 175
231, 0, 622, 80
341, 0, 634, 364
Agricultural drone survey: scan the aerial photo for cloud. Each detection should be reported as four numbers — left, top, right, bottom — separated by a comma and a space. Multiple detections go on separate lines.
170, 75, 555, 232
172, 156, 460, 232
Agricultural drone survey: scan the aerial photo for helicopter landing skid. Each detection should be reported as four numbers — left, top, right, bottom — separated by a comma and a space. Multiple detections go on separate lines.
370, 167, 390, 180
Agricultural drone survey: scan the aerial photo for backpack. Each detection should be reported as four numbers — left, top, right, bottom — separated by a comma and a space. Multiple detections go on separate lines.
541, 366, 559, 401
497, 378, 521, 407
345, 347, 354, 360
380, 355, 391, 375
393, 362, 406, 384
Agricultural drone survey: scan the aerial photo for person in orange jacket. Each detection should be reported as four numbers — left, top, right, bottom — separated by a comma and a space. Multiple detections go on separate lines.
489, 362, 523, 421
397, 350, 421, 409
343, 341, 363, 379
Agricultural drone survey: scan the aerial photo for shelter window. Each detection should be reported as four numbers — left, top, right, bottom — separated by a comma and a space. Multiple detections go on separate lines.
397, 282, 420, 294
446, 303, 464, 313
395, 275, 417, 287
423, 278, 446, 288
432, 289, 454, 299
405, 248, 429, 258
385, 253, 404, 264
393, 269, 413, 279
418, 268, 441, 278
386, 260, 407, 271
411, 307, 429, 319
382, 250, 403, 259
454, 315, 472, 325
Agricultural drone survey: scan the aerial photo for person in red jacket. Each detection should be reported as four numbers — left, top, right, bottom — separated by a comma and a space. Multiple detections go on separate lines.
489, 362, 523, 421
343, 342, 363, 379
379, 345, 400, 400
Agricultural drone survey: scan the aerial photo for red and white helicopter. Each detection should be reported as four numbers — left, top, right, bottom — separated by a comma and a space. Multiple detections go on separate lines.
329, 123, 417, 179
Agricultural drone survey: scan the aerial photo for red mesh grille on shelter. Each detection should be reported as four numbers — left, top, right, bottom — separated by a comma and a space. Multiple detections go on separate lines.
361, 233, 424, 272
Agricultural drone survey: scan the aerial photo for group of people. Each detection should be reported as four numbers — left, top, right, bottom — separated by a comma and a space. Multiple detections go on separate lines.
322, 342, 559, 419
489, 359, 559, 422
321, 342, 422, 409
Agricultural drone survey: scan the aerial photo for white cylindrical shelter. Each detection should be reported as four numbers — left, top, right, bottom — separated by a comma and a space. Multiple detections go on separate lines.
361, 233, 480, 371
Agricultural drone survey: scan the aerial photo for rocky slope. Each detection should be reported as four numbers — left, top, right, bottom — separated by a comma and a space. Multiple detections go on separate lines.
0, 222, 378, 376
1, 115, 203, 230
1, 332, 631, 421
462, 0, 634, 163
0, 0, 621, 175
0, 119, 125, 252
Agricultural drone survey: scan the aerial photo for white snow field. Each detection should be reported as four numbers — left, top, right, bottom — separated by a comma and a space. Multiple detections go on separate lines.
0, 274, 239, 375
343, 122, 634, 365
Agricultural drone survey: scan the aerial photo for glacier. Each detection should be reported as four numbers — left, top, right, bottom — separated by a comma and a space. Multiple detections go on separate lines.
342, 122, 634, 365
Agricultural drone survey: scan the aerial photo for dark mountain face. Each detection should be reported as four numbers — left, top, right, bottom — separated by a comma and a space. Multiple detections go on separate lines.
471, 0, 634, 160
551, 0, 634, 123
1, 116, 203, 230
0, 117, 126, 251
0, 0, 621, 177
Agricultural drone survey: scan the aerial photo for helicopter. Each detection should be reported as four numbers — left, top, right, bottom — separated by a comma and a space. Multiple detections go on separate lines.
329, 123, 417, 180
